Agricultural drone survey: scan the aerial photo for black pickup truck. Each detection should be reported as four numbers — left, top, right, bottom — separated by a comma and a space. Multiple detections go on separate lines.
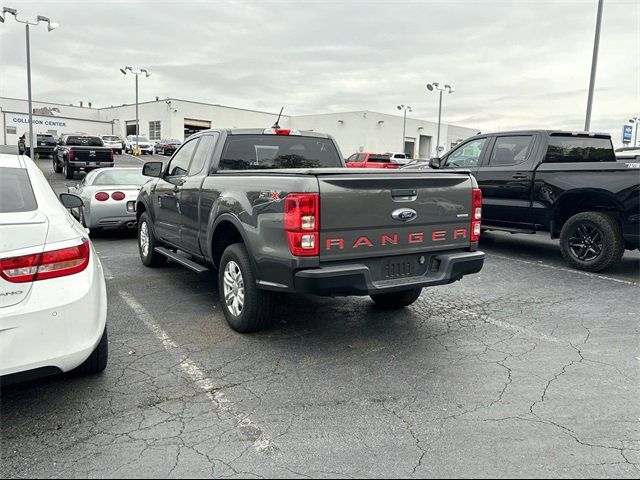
53, 134, 114, 179
427, 130, 640, 272
135, 128, 485, 332
18, 132, 57, 157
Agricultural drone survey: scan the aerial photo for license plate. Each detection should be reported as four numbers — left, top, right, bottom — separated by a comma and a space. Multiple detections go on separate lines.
383, 258, 413, 279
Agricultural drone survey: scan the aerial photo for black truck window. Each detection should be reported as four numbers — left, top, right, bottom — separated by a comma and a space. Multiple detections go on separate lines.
488, 135, 533, 166
66, 136, 103, 147
545, 136, 615, 163
219, 135, 342, 170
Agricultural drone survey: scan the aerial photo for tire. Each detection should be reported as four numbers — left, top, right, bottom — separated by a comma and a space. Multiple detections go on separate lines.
75, 326, 108, 375
218, 243, 276, 333
53, 157, 63, 173
370, 288, 422, 309
138, 212, 167, 267
78, 207, 88, 228
64, 162, 75, 179
559, 211, 624, 272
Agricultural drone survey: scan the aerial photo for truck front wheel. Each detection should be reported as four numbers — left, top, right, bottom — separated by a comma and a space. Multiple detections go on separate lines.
370, 288, 422, 309
218, 243, 275, 333
138, 212, 167, 267
559, 211, 624, 272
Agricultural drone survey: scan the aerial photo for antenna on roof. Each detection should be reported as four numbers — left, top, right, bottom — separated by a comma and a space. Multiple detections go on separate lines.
272, 106, 284, 128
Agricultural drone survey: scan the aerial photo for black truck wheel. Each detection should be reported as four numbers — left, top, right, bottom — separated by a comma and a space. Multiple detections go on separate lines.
64, 162, 75, 179
218, 243, 275, 333
370, 288, 422, 309
138, 212, 167, 267
559, 211, 624, 272
53, 157, 62, 173
75, 326, 108, 375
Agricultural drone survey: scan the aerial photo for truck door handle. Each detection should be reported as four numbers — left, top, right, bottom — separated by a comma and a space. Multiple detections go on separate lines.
512, 173, 527, 180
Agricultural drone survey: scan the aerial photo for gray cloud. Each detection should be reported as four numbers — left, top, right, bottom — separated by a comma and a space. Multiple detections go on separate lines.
0, 0, 638, 144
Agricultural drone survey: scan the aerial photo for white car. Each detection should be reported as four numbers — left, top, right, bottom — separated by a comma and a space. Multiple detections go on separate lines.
0, 153, 108, 383
101, 134, 123, 155
387, 152, 411, 165
615, 146, 640, 161
124, 135, 153, 155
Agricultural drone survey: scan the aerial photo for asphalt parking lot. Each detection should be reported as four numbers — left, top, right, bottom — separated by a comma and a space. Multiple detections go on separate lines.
1, 153, 639, 478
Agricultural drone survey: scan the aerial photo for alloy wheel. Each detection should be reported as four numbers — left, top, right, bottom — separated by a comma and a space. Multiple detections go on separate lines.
568, 223, 603, 262
140, 221, 150, 257
223, 260, 245, 316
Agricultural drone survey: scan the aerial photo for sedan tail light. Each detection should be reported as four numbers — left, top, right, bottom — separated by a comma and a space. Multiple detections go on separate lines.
95, 192, 109, 201
111, 191, 125, 201
471, 188, 482, 242
0, 239, 90, 283
284, 193, 319, 256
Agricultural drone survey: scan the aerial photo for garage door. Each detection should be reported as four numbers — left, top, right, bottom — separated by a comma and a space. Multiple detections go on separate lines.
184, 118, 212, 138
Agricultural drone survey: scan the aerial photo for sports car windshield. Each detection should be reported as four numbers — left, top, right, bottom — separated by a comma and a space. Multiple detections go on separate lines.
93, 170, 147, 186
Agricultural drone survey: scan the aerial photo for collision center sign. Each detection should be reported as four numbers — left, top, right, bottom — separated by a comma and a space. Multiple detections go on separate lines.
11, 116, 67, 127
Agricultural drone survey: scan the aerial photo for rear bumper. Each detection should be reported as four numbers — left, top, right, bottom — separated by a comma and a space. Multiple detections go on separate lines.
294, 250, 485, 296
69, 161, 114, 169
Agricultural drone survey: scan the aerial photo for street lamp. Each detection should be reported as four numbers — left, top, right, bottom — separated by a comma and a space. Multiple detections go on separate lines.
1, 7, 58, 159
397, 105, 412, 153
426, 82, 454, 157
585, 0, 604, 131
630, 117, 639, 147
120, 66, 151, 154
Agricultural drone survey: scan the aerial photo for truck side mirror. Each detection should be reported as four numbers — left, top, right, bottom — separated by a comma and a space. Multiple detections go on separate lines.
429, 157, 442, 169
143, 161, 163, 177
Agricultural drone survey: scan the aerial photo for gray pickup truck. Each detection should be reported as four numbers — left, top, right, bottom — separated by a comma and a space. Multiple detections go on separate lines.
136, 128, 485, 332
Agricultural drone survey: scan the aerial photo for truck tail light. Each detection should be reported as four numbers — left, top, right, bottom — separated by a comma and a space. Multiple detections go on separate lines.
95, 192, 109, 201
471, 188, 482, 242
110, 149, 114, 161
68, 150, 74, 160
285, 193, 319, 256
263, 128, 301, 136
0, 239, 90, 283
111, 191, 125, 201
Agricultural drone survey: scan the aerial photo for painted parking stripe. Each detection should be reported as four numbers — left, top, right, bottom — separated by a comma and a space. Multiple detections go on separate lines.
490, 253, 638, 286
117, 289, 278, 454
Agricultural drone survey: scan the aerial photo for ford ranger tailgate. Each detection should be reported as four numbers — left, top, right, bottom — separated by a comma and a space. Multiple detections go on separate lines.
317, 171, 474, 261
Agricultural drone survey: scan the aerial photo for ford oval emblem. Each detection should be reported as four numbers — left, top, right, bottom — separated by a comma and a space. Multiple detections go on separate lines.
392, 208, 417, 222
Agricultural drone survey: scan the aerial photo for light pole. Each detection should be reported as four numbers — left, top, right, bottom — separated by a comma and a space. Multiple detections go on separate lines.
630, 117, 639, 147
1, 7, 58, 159
585, 0, 604, 131
397, 105, 412, 153
120, 66, 150, 155
426, 82, 454, 157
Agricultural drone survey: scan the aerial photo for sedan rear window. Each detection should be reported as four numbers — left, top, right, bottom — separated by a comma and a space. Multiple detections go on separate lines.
66, 136, 103, 147
0, 168, 38, 213
219, 135, 342, 170
545, 136, 615, 163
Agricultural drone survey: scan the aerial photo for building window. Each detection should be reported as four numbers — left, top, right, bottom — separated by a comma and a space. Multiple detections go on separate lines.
149, 121, 161, 141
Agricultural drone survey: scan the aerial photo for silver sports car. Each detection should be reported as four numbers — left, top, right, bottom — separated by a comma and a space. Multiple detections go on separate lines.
67, 168, 148, 231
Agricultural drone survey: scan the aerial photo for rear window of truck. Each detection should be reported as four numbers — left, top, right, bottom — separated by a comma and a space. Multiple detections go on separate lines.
0, 167, 38, 213
545, 136, 615, 163
219, 135, 342, 170
66, 136, 103, 147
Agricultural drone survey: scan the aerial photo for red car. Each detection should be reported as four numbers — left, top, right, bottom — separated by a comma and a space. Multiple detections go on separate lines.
345, 152, 400, 169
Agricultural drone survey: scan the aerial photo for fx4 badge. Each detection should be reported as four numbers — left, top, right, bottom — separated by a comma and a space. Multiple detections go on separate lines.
391, 208, 417, 222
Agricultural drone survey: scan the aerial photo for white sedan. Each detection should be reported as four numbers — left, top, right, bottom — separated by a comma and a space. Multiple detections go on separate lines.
0, 153, 108, 383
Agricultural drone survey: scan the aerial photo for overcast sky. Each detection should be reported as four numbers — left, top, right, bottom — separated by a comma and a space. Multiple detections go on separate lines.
1, 0, 638, 145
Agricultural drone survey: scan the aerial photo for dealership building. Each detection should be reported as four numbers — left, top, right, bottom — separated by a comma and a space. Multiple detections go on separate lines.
0, 96, 478, 158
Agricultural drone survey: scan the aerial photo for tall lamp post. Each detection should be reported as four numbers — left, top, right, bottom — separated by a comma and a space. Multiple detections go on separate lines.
585, 0, 604, 131
630, 117, 639, 147
397, 105, 412, 153
120, 66, 150, 155
1, 7, 58, 159
426, 82, 454, 157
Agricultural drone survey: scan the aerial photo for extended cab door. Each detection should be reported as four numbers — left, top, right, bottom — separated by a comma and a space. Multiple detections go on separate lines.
474, 134, 538, 229
152, 138, 198, 245
178, 133, 220, 255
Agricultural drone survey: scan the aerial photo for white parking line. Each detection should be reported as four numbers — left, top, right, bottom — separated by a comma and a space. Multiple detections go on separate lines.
489, 253, 638, 286
434, 301, 564, 345
117, 289, 277, 454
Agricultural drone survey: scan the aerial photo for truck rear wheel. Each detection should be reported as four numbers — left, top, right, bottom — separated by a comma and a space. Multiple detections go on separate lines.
370, 288, 422, 309
559, 211, 624, 272
53, 157, 62, 173
218, 243, 275, 333
138, 212, 167, 267
64, 162, 75, 179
